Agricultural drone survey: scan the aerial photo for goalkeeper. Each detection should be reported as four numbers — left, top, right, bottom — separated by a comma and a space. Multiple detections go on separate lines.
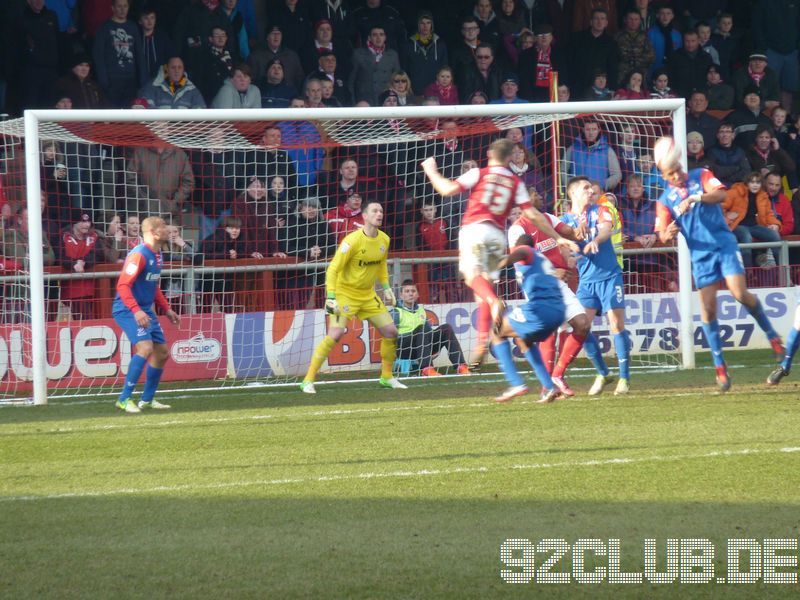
300, 201, 407, 393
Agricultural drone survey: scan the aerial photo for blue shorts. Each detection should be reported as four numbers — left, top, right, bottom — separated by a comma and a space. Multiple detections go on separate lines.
577, 273, 625, 314
507, 302, 565, 345
692, 244, 744, 289
113, 308, 166, 346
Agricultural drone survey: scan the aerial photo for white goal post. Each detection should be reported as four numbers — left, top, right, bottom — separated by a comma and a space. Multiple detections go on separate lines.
8, 99, 691, 405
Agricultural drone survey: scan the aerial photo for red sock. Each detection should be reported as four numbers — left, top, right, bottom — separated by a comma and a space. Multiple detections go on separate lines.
552, 333, 587, 378
476, 300, 492, 341
539, 334, 557, 374
558, 329, 570, 353
469, 276, 498, 304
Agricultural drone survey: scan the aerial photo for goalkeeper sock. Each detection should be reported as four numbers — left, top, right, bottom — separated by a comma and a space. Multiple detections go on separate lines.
524, 346, 553, 390
140, 364, 164, 403
305, 335, 337, 382
702, 320, 725, 367
583, 333, 610, 377
539, 333, 556, 374
469, 276, 497, 305
119, 354, 147, 402
491, 341, 524, 387
747, 299, 778, 340
552, 332, 586, 378
613, 331, 630, 381
781, 328, 800, 372
380, 337, 397, 379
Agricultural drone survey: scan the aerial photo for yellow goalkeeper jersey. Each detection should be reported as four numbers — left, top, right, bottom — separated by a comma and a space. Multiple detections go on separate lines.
326, 228, 391, 301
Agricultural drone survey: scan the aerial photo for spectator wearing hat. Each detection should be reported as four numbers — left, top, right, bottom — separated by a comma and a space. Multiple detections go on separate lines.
212, 63, 261, 108
752, 0, 800, 111
731, 51, 780, 113
726, 85, 772, 151
402, 10, 449, 95
457, 43, 503, 103
686, 131, 712, 171
92, 0, 148, 108
305, 50, 350, 106
307, 0, 355, 49
686, 90, 720, 148
58, 212, 100, 320
270, 0, 313, 54
53, 54, 106, 110
490, 74, 527, 104
301, 18, 353, 81
248, 24, 305, 92
615, 9, 655, 87
667, 29, 713, 100
257, 58, 298, 108
704, 64, 734, 110
348, 25, 401, 106
137, 5, 175, 81
568, 8, 620, 96
518, 24, 567, 102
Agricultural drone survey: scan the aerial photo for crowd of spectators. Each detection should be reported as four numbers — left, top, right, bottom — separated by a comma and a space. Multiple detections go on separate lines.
2, 0, 800, 314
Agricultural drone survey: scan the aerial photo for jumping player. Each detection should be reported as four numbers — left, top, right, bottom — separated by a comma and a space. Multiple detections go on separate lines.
654, 139, 784, 392
113, 216, 180, 413
561, 176, 631, 396
508, 190, 592, 397
300, 201, 406, 393
421, 138, 578, 365
492, 234, 566, 403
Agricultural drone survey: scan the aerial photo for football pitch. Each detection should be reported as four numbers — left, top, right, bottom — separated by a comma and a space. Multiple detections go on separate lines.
2, 349, 800, 598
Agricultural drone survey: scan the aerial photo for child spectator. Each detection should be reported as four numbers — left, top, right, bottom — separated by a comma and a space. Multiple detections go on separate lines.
711, 13, 741, 80
423, 67, 458, 106
723, 172, 783, 268
649, 68, 677, 99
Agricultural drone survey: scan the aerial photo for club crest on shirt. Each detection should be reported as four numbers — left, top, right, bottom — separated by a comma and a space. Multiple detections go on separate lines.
379, 245, 385, 253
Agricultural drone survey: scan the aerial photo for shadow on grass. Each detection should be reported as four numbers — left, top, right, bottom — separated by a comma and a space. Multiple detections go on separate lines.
2, 496, 799, 599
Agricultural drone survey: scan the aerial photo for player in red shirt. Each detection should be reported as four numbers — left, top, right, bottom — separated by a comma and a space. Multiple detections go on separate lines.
422, 138, 579, 363
508, 190, 590, 396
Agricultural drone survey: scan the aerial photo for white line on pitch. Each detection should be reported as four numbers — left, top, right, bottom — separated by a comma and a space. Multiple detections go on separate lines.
3, 446, 799, 503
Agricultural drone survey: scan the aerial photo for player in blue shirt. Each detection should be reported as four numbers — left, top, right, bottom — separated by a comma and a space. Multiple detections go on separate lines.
491, 235, 566, 404
654, 139, 784, 392
112, 216, 180, 413
561, 176, 631, 396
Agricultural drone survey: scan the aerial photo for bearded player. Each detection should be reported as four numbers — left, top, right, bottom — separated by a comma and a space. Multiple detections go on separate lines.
300, 201, 406, 393
422, 138, 578, 365
653, 137, 783, 392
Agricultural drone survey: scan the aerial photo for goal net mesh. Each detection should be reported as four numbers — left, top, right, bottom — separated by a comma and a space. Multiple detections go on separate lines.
0, 103, 678, 401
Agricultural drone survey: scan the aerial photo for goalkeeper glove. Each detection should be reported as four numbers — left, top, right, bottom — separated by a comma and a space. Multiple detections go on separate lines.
383, 286, 396, 307
325, 292, 339, 315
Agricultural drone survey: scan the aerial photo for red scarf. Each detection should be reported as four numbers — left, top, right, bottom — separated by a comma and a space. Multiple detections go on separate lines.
748, 67, 765, 85
535, 47, 552, 87
367, 39, 385, 62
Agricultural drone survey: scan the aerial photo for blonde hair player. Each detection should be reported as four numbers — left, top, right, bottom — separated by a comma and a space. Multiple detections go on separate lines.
653, 137, 784, 392
300, 201, 407, 393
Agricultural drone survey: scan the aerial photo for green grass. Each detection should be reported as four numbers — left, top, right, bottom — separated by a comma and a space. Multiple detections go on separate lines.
2, 349, 800, 598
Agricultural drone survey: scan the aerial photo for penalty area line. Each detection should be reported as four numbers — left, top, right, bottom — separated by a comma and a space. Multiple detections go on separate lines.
3, 446, 800, 503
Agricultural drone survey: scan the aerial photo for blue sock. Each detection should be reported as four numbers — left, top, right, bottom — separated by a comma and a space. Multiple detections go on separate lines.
524, 346, 554, 390
583, 333, 610, 377
782, 328, 800, 372
613, 331, 630, 380
119, 354, 147, 402
140, 365, 164, 402
702, 320, 725, 367
492, 341, 524, 387
747, 299, 777, 340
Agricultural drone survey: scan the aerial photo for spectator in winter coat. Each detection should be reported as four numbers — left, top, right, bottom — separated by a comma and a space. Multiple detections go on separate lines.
247, 25, 304, 92
270, 0, 313, 55
211, 63, 261, 108
194, 26, 235, 104
764, 170, 795, 236
726, 86, 772, 151
615, 9, 655, 86
59, 213, 99, 319
706, 123, 752, 188
402, 10, 449, 95
53, 53, 106, 109
12, 0, 60, 109
568, 8, 620, 96
348, 25, 400, 106
257, 58, 297, 108
667, 30, 713, 99
722, 172, 783, 267
137, 5, 174, 80
139, 57, 206, 109
563, 118, 622, 192
647, 5, 681, 73
125, 145, 195, 224
686, 132, 713, 171
731, 51, 781, 113
686, 90, 720, 148
710, 12, 741, 81
518, 24, 567, 102
745, 125, 797, 189
423, 67, 459, 106
704, 64, 734, 110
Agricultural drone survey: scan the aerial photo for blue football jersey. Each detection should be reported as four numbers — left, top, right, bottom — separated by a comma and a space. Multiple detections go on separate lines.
513, 246, 564, 306
112, 243, 164, 313
561, 203, 621, 283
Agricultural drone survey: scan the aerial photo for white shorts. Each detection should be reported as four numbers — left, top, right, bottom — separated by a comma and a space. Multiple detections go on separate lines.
458, 222, 506, 280
559, 278, 585, 324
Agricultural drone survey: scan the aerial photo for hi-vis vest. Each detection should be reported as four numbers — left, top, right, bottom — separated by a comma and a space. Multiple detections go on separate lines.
599, 194, 624, 269
396, 303, 427, 335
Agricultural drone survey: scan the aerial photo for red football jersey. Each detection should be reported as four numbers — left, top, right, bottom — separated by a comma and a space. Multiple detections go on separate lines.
507, 213, 570, 270
457, 166, 532, 229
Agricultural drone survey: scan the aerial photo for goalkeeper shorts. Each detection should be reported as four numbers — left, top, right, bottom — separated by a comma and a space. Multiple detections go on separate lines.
329, 292, 392, 328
